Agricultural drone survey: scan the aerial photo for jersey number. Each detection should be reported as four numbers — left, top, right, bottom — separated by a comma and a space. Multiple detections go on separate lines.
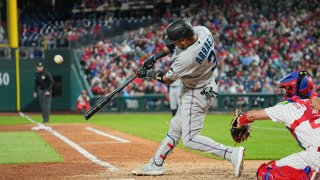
299, 117, 320, 129
310, 119, 320, 129
208, 50, 217, 71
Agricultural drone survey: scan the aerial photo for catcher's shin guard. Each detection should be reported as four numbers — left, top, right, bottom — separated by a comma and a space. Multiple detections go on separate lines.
152, 134, 177, 166
257, 160, 312, 180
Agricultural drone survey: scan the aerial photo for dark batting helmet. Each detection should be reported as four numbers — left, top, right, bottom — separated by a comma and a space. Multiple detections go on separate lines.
164, 19, 195, 45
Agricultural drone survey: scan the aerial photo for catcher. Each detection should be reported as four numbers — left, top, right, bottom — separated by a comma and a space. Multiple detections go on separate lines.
231, 71, 320, 179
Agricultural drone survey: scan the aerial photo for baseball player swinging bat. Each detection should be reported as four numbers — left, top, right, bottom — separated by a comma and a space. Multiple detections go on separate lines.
83, 49, 169, 120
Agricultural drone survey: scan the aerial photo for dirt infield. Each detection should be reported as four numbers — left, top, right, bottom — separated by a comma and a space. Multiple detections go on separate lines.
0, 124, 264, 179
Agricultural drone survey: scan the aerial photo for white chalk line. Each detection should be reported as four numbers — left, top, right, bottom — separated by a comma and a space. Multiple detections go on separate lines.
253, 126, 287, 131
86, 127, 130, 143
82, 141, 129, 145
19, 112, 118, 172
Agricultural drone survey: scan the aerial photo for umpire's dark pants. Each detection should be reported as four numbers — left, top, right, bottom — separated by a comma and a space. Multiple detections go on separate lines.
39, 90, 52, 123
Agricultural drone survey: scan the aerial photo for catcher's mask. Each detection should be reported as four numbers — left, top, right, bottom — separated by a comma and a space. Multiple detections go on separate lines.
279, 71, 313, 100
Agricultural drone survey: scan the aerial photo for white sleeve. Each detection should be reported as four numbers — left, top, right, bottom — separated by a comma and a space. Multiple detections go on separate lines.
265, 102, 305, 126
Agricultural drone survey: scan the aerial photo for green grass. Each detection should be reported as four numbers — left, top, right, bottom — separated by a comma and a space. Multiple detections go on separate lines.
0, 116, 31, 125
0, 132, 63, 164
89, 114, 301, 160
0, 113, 302, 160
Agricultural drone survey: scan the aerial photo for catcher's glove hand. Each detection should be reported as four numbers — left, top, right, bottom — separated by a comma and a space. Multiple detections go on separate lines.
230, 108, 252, 143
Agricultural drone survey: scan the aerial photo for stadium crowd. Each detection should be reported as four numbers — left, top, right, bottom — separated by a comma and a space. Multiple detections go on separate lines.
17, 0, 160, 49
78, 0, 320, 97
2, 0, 319, 98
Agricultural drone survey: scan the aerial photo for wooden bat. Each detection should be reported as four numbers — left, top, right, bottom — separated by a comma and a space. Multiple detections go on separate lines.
83, 75, 137, 120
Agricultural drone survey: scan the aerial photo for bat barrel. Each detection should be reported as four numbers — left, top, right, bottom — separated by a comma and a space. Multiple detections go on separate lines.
83, 106, 99, 120
83, 92, 114, 120
83, 75, 137, 120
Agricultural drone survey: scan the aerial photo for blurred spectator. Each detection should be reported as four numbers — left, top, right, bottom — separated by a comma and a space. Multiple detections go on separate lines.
76, 90, 91, 113
78, 0, 319, 97
236, 85, 249, 108
169, 79, 182, 116
17, 0, 319, 98
0, 22, 4, 43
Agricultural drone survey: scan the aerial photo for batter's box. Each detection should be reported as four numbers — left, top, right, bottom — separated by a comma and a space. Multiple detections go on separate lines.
85, 127, 130, 143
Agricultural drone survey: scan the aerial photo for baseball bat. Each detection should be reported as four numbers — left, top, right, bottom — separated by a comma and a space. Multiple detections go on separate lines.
83, 48, 170, 120
83, 75, 137, 120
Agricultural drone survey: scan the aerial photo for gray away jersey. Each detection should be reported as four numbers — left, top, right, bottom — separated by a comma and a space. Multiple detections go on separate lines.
165, 26, 218, 89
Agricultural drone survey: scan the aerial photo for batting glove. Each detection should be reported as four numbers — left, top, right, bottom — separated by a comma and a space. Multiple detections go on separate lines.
143, 55, 156, 70
136, 67, 147, 78
136, 67, 154, 79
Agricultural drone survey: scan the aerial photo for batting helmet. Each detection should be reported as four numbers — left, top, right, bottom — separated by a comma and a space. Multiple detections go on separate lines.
279, 71, 313, 99
164, 19, 195, 45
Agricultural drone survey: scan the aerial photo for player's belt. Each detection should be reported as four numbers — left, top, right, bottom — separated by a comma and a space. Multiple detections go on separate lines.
171, 86, 181, 88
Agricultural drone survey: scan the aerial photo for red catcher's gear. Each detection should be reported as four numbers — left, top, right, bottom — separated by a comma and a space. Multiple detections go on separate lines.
257, 160, 311, 180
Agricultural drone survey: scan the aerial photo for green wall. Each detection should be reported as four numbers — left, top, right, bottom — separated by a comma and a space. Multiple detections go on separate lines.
0, 48, 85, 112
0, 60, 17, 111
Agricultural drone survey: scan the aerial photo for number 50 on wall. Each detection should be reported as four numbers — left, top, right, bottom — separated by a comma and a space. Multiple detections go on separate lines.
0, 73, 10, 86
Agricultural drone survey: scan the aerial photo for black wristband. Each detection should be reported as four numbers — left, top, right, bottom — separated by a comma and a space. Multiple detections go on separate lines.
154, 50, 168, 59
155, 72, 165, 83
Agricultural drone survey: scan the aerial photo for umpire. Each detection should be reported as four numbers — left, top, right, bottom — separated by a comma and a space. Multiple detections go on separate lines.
33, 62, 53, 123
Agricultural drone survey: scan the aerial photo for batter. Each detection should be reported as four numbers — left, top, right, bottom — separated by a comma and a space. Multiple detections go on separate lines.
133, 19, 245, 177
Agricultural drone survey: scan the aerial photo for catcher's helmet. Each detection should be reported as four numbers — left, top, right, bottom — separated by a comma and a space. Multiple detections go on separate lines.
164, 19, 195, 45
279, 71, 313, 99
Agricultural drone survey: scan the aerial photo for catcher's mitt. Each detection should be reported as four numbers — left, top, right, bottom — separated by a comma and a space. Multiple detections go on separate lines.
230, 108, 252, 143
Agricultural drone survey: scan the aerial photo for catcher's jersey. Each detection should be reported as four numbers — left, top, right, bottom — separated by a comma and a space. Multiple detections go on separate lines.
165, 26, 218, 89
265, 101, 320, 149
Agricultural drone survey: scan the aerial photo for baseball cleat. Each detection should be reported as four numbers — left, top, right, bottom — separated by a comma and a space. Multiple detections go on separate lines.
132, 162, 164, 176
231, 146, 245, 177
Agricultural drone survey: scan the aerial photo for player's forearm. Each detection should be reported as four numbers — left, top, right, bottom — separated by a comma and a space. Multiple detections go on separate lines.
154, 47, 170, 59
238, 109, 270, 126
162, 46, 171, 55
247, 109, 270, 121
148, 71, 174, 84
162, 75, 174, 84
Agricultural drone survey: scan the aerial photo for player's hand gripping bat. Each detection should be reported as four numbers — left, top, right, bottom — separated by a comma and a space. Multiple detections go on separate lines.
83, 48, 170, 120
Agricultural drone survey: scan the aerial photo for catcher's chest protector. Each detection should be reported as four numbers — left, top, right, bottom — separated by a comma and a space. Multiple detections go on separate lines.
288, 95, 320, 131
